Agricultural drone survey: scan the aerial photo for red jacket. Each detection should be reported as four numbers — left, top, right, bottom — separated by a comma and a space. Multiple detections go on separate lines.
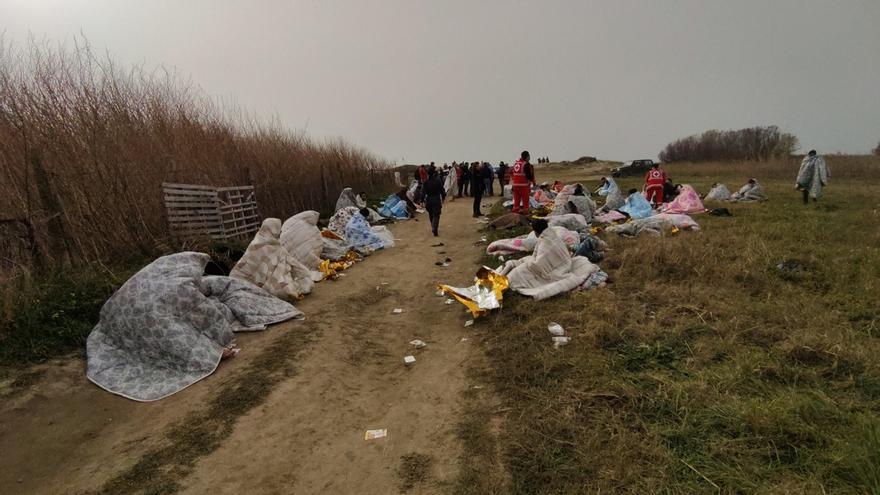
645, 168, 666, 187
511, 158, 531, 186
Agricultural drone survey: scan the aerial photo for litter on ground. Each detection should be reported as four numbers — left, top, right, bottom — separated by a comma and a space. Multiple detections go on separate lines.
548, 323, 565, 336
439, 267, 509, 317
552, 336, 571, 348
392, 308, 404, 314
464, 320, 474, 327
364, 429, 388, 440
409, 339, 426, 349
404, 355, 416, 366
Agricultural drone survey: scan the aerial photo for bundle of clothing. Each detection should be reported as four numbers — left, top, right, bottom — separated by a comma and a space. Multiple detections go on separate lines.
86, 252, 303, 401
605, 213, 700, 237
498, 226, 599, 300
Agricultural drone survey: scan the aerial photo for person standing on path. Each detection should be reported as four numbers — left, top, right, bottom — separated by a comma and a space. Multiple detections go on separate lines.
497, 161, 508, 194
423, 167, 447, 236
471, 162, 484, 217
511, 151, 534, 215
459, 162, 470, 197
644, 162, 667, 206
796, 150, 829, 204
482, 162, 495, 196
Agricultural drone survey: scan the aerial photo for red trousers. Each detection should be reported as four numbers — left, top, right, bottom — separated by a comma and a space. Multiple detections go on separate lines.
512, 184, 530, 214
645, 184, 664, 205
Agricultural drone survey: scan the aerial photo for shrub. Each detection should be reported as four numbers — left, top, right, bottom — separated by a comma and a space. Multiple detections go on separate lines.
659, 126, 799, 162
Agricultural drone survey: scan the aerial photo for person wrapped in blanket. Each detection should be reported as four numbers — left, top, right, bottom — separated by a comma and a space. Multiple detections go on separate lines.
595, 177, 625, 212
498, 219, 598, 300
618, 188, 655, 219
731, 178, 768, 202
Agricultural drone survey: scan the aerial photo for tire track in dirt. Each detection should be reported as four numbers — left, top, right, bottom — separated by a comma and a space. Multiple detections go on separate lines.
177, 197, 490, 494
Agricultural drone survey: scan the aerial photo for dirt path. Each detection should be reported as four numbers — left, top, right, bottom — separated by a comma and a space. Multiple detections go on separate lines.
1, 194, 494, 494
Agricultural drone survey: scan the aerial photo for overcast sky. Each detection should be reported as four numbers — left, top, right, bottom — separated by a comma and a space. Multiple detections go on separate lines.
3, 0, 879, 163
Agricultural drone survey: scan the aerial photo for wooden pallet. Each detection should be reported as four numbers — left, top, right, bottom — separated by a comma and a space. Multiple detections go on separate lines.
163, 182, 260, 241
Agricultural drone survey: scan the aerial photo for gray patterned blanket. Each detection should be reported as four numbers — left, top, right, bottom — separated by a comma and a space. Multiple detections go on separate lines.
86, 252, 303, 402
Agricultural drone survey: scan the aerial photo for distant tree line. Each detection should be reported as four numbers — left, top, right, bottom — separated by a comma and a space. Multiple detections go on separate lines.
658, 126, 799, 162
873, 140, 880, 156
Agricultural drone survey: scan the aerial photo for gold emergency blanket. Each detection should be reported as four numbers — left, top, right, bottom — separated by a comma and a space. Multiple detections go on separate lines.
319, 251, 360, 280
438, 267, 509, 317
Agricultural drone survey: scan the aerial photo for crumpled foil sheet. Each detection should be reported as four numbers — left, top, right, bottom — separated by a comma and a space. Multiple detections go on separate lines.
438, 266, 509, 317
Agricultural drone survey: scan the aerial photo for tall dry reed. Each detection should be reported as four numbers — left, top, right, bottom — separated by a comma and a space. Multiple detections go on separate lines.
0, 38, 394, 271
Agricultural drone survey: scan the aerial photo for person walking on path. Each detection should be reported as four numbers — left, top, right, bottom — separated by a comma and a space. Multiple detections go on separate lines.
511, 151, 534, 215
497, 161, 508, 194
443, 164, 457, 202
796, 150, 829, 204
471, 162, 484, 217
644, 162, 667, 206
423, 167, 447, 236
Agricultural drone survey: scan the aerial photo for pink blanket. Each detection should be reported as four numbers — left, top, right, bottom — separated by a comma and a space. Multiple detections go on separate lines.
662, 185, 706, 214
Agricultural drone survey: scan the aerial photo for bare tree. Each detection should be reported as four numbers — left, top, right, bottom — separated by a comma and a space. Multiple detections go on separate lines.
658, 126, 799, 162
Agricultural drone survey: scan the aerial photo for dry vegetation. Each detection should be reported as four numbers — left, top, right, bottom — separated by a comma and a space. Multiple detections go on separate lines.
0, 38, 393, 273
0, 38, 394, 370
659, 126, 799, 163
461, 155, 880, 493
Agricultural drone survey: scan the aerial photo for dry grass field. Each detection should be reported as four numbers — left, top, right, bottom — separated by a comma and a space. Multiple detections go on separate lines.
459, 155, 880, 494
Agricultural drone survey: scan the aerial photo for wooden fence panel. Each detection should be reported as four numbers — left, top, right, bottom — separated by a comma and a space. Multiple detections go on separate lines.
163, 182, 260, 242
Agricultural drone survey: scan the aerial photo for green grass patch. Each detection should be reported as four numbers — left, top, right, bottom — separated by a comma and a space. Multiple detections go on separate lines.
461, 157, 880, 493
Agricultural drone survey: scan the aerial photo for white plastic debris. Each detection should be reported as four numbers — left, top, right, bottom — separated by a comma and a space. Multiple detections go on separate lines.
404, 355, 417, 366
552, 336, 571, 348
548, 322, 565, 336
364, 429, 388, 440
409, 339, 426, 349
499, 255, 505, 262
436, 290, 445, 297
392, 308, 404, 314
445, 299, 455, 305
464, 319, 474, 327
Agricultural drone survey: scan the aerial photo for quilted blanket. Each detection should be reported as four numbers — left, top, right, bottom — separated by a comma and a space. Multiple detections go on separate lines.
86, 252, 303, 402
499, 227, 598, 300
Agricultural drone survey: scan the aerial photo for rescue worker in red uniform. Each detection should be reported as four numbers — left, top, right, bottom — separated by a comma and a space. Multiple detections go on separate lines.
644, 162, 667, 206
511, 150, 534, 214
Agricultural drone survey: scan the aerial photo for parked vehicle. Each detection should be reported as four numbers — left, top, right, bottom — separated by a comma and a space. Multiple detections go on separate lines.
611, 159, 655, 178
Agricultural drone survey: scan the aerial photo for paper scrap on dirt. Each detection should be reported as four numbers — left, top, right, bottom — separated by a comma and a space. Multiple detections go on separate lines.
392, 308, 404, 314
548, 323, 565, 336
409, 339, 426, 349
464, 320, 474, 327
404, 355, 416, 366
438, 266, 509, 317
364, 429, 388, 440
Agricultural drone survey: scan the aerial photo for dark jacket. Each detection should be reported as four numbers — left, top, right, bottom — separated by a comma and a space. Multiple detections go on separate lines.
423, 176, 446, 204
470, 167, 484, 192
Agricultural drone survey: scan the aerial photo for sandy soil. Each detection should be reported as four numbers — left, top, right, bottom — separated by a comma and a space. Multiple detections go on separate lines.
1, 193, 496, 494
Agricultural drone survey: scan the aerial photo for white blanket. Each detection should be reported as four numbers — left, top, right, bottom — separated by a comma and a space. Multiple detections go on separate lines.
231, 219, 316, 300
499, 227, 598, 300
281, 211, 324, 281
